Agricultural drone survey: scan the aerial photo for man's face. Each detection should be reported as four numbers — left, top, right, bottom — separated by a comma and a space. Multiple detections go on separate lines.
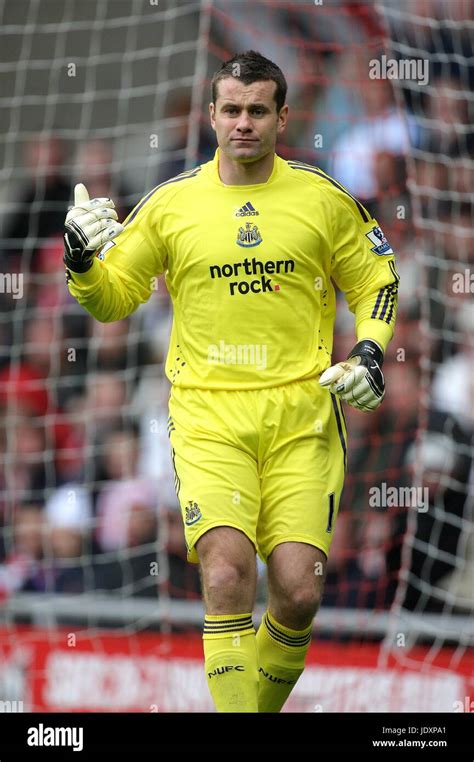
209, 78, 288, 163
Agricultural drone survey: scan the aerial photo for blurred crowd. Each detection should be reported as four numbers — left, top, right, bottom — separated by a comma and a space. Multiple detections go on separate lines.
0, 0, 472, 619
0, 136, 201, 602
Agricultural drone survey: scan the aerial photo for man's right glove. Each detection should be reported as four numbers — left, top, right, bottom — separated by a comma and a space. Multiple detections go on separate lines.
63, 183, 124, 273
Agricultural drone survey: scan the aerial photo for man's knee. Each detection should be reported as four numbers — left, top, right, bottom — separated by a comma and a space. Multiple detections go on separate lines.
201, 559, 256, 613
204, 559, 252, 597
274, 585, 322, 627
267, 542, 327, 628
292, 586, 322, 619
196, 527, 256, 611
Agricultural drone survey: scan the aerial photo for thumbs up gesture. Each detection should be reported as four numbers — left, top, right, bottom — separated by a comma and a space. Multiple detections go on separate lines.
63, 183, 124, 273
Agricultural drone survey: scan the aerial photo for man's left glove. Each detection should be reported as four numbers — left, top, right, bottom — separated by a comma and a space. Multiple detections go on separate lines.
64, 183, 124, 273
319, 339, 385, 411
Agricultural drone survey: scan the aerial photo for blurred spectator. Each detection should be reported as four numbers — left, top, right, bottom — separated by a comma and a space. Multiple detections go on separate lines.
1, 414, 47, 506
12, 504, 45, 564
0, 363, 84, 494
402, 415, 472, 612
82, 370, 128, 437
89, 319, 130, 371
139, 276, 173, 365
440, 202, 473, 265
0, 362, 50, 419
31, 234, 89, 321
45, 482, 92, 531
0, 364, 51, 512
94, 422, 141, 485
22, 313, 59, 376
96, 478, 157, 552
74, 139, 133, 222
0, 504, 45, 597
415, 75, 473, 158
95, 478, 159, 598
302, 47, 367, 169
131, 369, 178, 508
0, 135, 70, 267
44, 482, 92, 594
152, 89, 215, 185
330, 59, 409, 209
87, 315, 150, 375
431, 301, 474, 432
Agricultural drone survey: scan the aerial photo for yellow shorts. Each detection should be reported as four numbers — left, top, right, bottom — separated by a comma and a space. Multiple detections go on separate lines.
168, 378, 347, 565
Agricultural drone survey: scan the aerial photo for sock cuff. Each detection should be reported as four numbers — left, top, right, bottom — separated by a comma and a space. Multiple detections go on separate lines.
263, 610, 312, 649
203, 612, 255, 639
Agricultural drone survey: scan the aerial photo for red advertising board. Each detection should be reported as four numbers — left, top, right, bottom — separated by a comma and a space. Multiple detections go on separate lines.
0, 626, 472, 713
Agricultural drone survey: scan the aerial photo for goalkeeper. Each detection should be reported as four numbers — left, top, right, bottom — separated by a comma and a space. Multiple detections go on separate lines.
64, 50, 399, 713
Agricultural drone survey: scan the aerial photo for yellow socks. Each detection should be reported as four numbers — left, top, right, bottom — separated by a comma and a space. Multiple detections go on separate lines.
203, 613, 259, 712
256, 610, 312, 712
202, 610, 313, 712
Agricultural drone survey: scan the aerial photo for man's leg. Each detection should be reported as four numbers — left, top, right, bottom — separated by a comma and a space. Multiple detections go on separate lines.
197, 525, 259, 712
254, 378, 345, 712
256, 541, 326, 712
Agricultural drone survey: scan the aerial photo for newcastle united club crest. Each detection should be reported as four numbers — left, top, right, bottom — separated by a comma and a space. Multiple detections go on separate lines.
185, 500, 202, 525
236, 222, 262, 248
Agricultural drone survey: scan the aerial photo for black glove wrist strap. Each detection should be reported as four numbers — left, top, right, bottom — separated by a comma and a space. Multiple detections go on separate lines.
63, 251, 94, 273
347, 339, 384, 367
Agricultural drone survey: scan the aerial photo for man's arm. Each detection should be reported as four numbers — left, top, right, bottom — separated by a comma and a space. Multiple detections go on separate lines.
64, 184, 167, 323
319, 192, 399, 411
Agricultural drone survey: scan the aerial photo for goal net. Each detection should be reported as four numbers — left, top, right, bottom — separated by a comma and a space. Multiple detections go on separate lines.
0, 0, 472, 713
374, 0, 473, 705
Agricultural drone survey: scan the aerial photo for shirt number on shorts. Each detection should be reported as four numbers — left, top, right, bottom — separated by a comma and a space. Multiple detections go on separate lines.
326, 492, 335, 533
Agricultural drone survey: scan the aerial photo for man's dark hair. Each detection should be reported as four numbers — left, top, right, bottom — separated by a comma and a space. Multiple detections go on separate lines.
211, 50, 287, 113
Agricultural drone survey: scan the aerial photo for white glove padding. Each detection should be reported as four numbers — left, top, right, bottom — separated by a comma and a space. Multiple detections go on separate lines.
319, 340, 385, 412
64, 184, 124, 273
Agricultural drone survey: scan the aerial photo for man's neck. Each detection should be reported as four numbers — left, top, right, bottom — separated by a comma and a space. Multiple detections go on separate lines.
217, 150, 275, 185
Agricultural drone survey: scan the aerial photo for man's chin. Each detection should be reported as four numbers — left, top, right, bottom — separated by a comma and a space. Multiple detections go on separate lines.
225, 143, 267, 162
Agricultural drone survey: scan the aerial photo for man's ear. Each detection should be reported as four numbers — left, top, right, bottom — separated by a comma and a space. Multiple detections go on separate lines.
277, 104, 289, 134
209, 102, 216, 130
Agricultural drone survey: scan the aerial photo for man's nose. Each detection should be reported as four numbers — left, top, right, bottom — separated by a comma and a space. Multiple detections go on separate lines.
236, 112, 252, 132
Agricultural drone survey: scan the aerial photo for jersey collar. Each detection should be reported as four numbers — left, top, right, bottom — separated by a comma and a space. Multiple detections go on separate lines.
204, 146, 282, 188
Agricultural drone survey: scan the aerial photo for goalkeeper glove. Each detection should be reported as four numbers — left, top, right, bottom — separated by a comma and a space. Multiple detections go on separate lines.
319, 339, 385, 412
63, 183, 124, 273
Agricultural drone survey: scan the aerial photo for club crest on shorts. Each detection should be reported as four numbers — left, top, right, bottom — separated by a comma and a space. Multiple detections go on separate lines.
236, 222, 262, 248
185, 500, 202, 525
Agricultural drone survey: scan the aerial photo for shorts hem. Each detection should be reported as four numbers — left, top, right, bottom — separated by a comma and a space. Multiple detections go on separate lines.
186, 521, 257, 564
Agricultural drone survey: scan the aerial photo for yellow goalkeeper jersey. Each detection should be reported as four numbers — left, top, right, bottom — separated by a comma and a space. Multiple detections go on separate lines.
66, 148, 399, 390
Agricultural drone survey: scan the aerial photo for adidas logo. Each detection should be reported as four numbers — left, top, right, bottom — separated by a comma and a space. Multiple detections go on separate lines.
235, 201, 259, 217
